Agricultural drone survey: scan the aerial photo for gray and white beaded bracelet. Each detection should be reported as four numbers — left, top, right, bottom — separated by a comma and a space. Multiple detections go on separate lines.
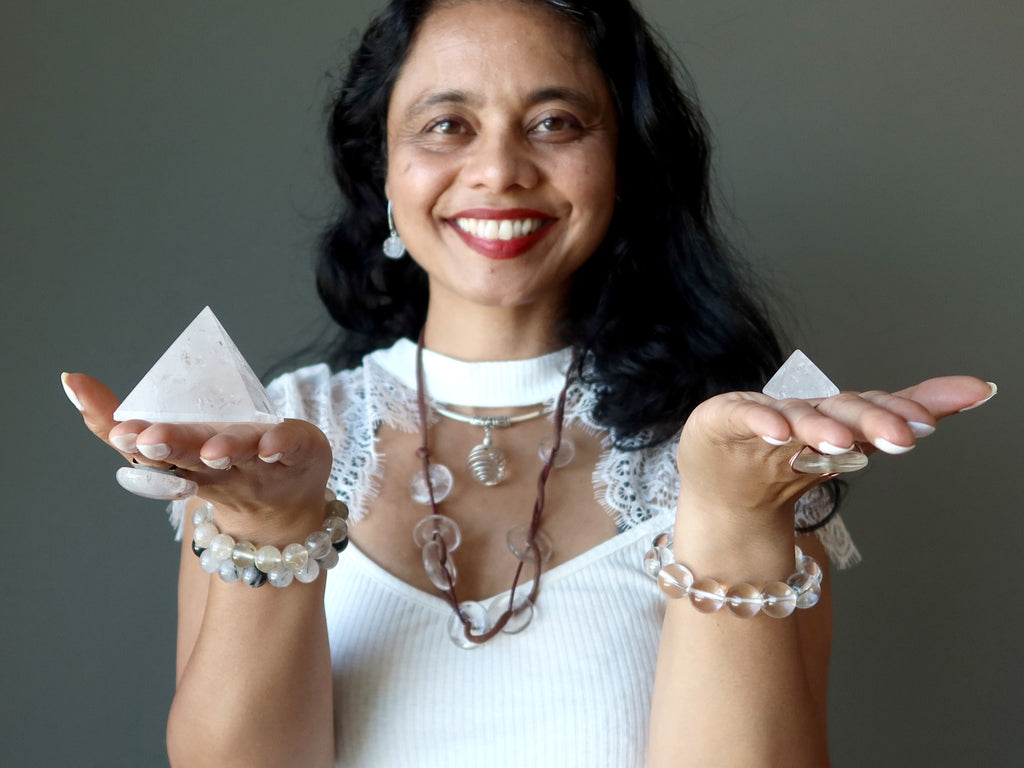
191, 489, 350, 588
643, 534, 822, 618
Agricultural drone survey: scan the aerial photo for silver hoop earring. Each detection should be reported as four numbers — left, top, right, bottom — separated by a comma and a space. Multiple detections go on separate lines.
382, 200, 406, 259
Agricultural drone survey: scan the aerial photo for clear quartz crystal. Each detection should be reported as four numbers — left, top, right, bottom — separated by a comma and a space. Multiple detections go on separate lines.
412, 515, 462, 551
255, 545, 282, 573
113, 307, 283, 424
689, 577, 727, 613
231, 541, 257, 569
304, 531, 332, 560
487, 591, 534, 635
761, 581, 797, 618
447, 601, 490, 650
422, 539, 457, 591
791, 449, 869, 474
657, 563, 694, 599
642, 545, 674, 579
199, 548, 222, 574
282, 543, 309, 571
506, 524, 552, 564
762, 349, 841, 399
409, 463, 454, 504
538, 435, 575, 468
294, 557, 320, 584
725, 582, 763, 619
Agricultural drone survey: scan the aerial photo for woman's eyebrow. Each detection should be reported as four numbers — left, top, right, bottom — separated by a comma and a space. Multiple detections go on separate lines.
403, 86, 596, 120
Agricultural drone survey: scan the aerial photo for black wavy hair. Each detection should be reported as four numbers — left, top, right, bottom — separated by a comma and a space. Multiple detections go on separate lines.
317, 0, 784, 447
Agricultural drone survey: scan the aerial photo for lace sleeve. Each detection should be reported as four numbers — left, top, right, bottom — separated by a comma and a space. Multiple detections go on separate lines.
795, 484, 861, 568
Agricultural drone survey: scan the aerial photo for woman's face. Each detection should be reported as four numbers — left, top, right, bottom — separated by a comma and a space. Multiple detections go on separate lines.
385, 0, 618, 319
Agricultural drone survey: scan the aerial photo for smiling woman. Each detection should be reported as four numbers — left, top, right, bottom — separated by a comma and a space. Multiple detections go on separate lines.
56, 1, 999, 767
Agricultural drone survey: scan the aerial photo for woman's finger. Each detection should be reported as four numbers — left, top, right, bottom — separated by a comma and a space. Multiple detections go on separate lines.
893, 376, 996, 419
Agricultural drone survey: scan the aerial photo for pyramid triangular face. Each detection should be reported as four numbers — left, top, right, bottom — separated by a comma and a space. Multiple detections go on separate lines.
762, 350, 840, 399
113, 307, 283, 423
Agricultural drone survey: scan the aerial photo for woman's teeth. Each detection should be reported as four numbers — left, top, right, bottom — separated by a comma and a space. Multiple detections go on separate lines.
455, 217, 546, 240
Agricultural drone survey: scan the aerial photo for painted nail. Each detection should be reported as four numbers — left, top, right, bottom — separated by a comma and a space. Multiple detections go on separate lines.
761, 435, 792, 447
137, 442, 171, 461
873, 438, 915, 455
818, 441, 854, 455
259, 452, 283, 464
61, 373, 84, 411
201, 455, 232, 470
908, 422, 936, 438
110, 433, 140, 454
960, 382, 998, 412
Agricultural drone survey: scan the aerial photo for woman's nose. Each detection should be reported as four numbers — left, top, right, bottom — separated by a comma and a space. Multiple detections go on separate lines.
459, 130, 540, 192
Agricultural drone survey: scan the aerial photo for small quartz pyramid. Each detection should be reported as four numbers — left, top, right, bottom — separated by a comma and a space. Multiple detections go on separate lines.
762, 350, 840, 399
113, 306, 283, 423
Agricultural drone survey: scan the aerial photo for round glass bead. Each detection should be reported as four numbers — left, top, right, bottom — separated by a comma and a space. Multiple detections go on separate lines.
799, 555, 823, 586
689, 577, 726, 613
422, 539, 457, 591
657, 562, 694, 599
538, 435, 575, 468
642, 545, 674, 579
725, 582, 763, 619
282, 542, 309, 572
199, 548, 222, 574
255, 545, 282, 573
268, 566, 294, 588
318, 546, 340, 570
325, 499, 349, 520
409, 463, 453, 504
193, 522, 219, 549
231, 541, 257, 569
795, 583, 822, 609
506, 524, 552, 564
322, 516, 349, 544
240, 565, 267, 588
487, 591, 534, 635
412, 514, 462, 551
218, 560, 240, 584
324, 488, 337, 503
305, 530, 332, 560
294, 557, 321, 584
761, 581, 797, 618
447, 601, 490, 650
191, 541, 205, 558
192, 503, 215, 527
210, 533, 235, 561
333, 537, 349, 553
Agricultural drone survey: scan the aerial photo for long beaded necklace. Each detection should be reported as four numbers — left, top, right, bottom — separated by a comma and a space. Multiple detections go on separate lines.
412, 332, 575, 648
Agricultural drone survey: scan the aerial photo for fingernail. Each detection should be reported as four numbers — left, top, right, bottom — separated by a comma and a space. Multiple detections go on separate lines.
61, 373, 84, 411
110, 433, 140, 454
761, 435, 792, 447
908, 422, 935, 438
115, 467, 197, 500
818, 441, 854, 455
259, 452, 283, 464
960, 382, 998, 412
873, 438, 914, 455
201, 455, 232, 470
137, 442, 171, 461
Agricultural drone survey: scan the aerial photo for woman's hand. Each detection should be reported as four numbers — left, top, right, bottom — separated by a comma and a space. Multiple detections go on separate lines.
676, 374, 996, 520
61, 372, 333, 537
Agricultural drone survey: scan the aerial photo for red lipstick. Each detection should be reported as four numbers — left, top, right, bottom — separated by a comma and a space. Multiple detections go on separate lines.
448, 208, 556, 260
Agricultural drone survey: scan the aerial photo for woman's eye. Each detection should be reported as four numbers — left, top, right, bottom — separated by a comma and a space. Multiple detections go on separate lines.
531, 114, 581, 137
428, 118, 463, 134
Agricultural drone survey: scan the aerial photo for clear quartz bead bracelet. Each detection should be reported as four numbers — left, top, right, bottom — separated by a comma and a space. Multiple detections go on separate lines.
643, 534, 823, 618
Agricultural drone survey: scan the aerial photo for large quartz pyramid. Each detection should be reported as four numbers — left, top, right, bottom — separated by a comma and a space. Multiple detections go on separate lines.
113, 307, 282, 423
762, 350, 840, 399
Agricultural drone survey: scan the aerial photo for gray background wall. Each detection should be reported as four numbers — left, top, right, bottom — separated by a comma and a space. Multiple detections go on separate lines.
2, 1, 1020, 765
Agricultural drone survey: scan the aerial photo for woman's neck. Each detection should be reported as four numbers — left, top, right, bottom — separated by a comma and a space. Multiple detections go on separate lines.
422, 301, 566, 362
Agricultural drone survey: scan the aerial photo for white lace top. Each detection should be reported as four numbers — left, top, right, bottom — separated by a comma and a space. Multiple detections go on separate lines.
172, 340, 858, 767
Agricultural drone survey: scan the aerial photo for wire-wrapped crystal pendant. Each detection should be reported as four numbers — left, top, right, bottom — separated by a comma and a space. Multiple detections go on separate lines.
466, 425, 507, 486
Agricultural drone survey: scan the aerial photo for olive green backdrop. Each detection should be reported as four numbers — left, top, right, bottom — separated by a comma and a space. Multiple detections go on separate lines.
2, 1, 1020, 765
